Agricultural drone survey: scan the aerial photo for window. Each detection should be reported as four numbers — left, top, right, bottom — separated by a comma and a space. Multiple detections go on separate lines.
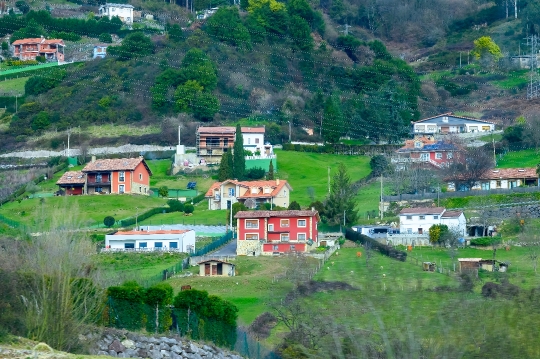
420, 153, 429, 161
434, 216, 439, 219
290, 245, 296, 251
144, 188, 147, 193
96, 174, 102, 183
95, 186, 102, 193
281, 233, 290, 241
155, 242, 163, 248
248, 138, 251, 144
246, 234, 258, 240
407, 228, 412, 234
139, 242, 147, 248
273, 245, 279, 251
298, 233, 306, 240
264, 187, 271, 194
170, 242, 178, 249
435, 153, 442, 159
255, 138, 259, 144
119, 171, 125, 182
124, 243, 134, 249
447, 152, 453, 159
496, 180, 502, 188
297, 219, 306, 227
245, 219, 259, 229
207, 137, 220, 147
139, 186, 141, 193
406, 215, 412, 220
223, 138, 229, 147
119, 184, 125, 194
419, 215, 425, 220
228, 188, 235, 196
414, 141, 422, 148
268, 224, 274, 231
280, 219, 289, 227
139, 173, 143, 180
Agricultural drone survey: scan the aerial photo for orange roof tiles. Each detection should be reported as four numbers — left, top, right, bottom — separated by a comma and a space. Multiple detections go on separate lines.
56, 171, 86, 185
197, 126, 265, 134
205, 179, 291, 198
234, 210, 319, 219
12, 38, 43, 45
82, 157, 152, 174
114, 230, 192, 235
481, 167, 537, 180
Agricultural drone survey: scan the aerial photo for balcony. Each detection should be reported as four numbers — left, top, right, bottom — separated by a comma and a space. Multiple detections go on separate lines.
87, 180, 111, 186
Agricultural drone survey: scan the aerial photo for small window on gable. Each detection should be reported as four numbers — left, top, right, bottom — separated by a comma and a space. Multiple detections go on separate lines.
414, 141, 422, 148
419, 215, 425, 220
139, 173, 143, 180
434, 215, 439, 219
264, 187, 271, 194
406, 215, 412, 220
251, 187, 259, 194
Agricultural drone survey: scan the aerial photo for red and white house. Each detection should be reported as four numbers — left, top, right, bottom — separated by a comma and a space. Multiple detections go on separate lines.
234, 210, 320, 256
392, 136, 459, 169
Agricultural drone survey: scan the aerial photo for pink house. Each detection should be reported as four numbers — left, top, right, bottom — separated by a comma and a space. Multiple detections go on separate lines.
235, 210, 319, 256
12, 37, 65, 62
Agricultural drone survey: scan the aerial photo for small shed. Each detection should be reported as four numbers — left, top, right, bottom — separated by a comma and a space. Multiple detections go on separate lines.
458, 258, 482, 273
422, 262, 437, 272
479, 259, 497, 272
199, 259, 235, 277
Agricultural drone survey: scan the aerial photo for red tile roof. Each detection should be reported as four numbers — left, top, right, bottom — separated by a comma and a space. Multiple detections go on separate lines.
113, 230, 192, 235
481, 167, 537, 180
12, 38, 43, 45
197, 126, 265, 134
56, 171, 86, 185
234, 210, 319, 219
400, 207, 445, 215
43, 39, 64, 45
82, 157, 152, 175
205, 179, 292, 198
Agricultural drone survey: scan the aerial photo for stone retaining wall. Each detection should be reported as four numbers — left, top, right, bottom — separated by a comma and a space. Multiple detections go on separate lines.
88, 328, 244, 359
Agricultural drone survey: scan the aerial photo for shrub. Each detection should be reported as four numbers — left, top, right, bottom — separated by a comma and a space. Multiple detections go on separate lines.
245, 167, 265, 180
103, 216, 115, 228
470, 237, 497, 246
99, 32, 113, 43
184, 203, 195, 214
345, 228, 407, 261
167, 199, 184, 212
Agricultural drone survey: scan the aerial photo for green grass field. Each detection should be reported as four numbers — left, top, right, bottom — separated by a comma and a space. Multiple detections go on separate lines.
497, 148, 540, 168
139, 206, 228, 227
0, 76, 28, 95
275, 149, 371, 205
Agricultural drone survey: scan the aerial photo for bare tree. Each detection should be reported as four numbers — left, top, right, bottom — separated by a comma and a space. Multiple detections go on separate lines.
524, 112, 540, 152
443, 145, 494, 191
520, 225, 540, 274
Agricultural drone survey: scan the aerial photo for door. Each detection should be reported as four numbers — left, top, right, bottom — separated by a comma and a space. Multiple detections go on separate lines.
212, 265, 218, 275
119, 184, 125, 194
418, 228, 423, 234
205, 263, 210, 276
217, 263, 223, 275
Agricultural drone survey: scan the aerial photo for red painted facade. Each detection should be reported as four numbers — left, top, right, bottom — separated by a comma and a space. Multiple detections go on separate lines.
65, 187, 83, 195
236, 211, 319, 254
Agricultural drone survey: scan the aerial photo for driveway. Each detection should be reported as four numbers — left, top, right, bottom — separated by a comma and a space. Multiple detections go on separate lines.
210, 239, 237, 256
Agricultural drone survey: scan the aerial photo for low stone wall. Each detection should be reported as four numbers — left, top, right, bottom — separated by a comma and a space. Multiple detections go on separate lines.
89, 328, 244, 359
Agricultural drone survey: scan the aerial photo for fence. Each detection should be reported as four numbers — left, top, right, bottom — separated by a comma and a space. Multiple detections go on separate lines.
383, 186, 540, 202
192, 231, 233, 257
235, 328, 280, 359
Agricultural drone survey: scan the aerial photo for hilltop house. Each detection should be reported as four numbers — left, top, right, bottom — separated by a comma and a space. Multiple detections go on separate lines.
412, 113, 495, 135
12, 37, 65, 62
104, 229, 196, 252
196, 126, 272, 159
447, 167, 539, 191
56, 156, 152, 195
235, 210, 319, 256
93, 44, 108, 59
98, 3, 134, 24
399, 207, 466, 237
205, 179, 291, 210
392, 136, 459, 169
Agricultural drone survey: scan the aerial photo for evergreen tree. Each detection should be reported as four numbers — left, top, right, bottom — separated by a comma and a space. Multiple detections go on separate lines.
218, 152, 231, 181
322, 96, 344, 143
267, 160, 274, 180
226, 150, 234, 179
232, 124, 245, 180
288, 201, 301, 210
325, 163, 357, 226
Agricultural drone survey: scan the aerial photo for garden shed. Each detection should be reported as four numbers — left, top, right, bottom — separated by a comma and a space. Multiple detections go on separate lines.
199, 259, 236, 277
458, 258, 482, 273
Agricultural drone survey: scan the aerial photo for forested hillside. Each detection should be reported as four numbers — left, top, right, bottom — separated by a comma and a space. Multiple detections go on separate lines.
0, 0, 538, 151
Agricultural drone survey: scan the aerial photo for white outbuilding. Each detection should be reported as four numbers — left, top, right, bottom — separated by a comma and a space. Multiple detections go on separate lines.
104, 229, 196, 252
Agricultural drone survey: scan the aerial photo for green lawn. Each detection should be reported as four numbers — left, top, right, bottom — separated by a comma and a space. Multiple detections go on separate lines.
478, 133, 503, 142
0, 195, 167, 229
139, 206, 228, 227
497, 148, 540, 168
275, 149, 371, 206
147, 159, 215, 190
0, 76, 28, 95
491, 69, 530, 89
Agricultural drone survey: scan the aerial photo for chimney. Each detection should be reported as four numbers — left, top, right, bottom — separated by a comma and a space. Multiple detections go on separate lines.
91, 155, 96, 162
276, 178, 280, 185
311, 207, 315, 212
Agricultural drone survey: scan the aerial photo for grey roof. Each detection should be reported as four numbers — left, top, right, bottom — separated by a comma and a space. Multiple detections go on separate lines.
414, 113, 494, 126
101, 3, 134, 8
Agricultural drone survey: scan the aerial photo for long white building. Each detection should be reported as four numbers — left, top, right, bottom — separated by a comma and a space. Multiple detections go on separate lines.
104, 229, 196, 252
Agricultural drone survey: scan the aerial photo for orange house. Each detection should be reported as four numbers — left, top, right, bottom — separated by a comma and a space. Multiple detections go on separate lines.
81, 156, 152, 195
12, 37, 65, 62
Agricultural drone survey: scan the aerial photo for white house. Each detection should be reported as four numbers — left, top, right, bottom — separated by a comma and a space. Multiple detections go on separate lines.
413, 113, 495, 135
104, 229, 196, 252
242, 127, 266, 155
93, 44, 108, 59
447, 167, 539, 192
99, 3, 134, 24
399, 207, 466, 237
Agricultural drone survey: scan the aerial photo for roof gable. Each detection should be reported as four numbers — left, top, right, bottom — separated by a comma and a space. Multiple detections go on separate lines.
205, 180, 292, 197
56, 171, 86, 185
414, 113, 494, 125
82, 157, 152, 175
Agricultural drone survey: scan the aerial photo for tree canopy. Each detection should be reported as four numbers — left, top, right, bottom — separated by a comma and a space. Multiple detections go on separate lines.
325, 163, 358, 225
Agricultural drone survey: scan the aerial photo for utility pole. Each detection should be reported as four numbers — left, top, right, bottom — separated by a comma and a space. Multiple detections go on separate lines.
467, 51, 470, 65
342, 24, 351, 36
459, 52, 462, 68
379, 174, 383, 220
67, 128, 71, 158
327, 167, 331, 194
178, 125, 181, 145
492, 135, 497, 166
288, 121, 291, 143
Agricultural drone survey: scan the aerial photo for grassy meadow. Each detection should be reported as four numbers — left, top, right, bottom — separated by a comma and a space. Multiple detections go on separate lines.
497, 148, 540, 168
